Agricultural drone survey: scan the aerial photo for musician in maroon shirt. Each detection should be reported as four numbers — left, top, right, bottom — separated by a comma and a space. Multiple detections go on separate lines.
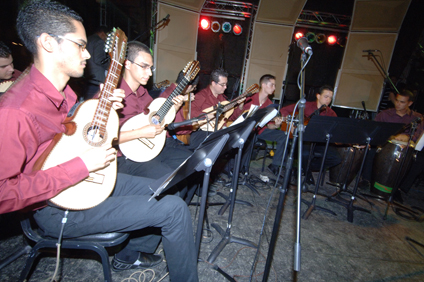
111, 41, 193, 180
0, 2, 197, 280
361, 90, 423, 202
187, 68, 243, 150
0, 41, 22, 94
231, 74, 288, 175
280, 85, 340, 185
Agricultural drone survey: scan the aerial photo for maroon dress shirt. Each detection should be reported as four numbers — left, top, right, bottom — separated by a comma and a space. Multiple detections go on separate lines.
280, 100, 337, 118
375, 108, 423, 142
0, 66, 89, 214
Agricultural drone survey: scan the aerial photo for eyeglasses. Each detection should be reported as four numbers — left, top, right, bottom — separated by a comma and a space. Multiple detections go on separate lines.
128, 60, 156, 72
50, 34, 87, 52
216, 82, 227, 87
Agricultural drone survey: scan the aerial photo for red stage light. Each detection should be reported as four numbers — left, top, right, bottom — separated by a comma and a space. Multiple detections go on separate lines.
233, 24, 242, 35
294, 32, 304, 40
327, 35, 337, 45
200, 19, 210, 30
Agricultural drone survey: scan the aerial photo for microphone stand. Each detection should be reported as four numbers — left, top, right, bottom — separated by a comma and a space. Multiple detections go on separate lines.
262, 51, 308, 281
365, 51, 398, 94
132, 15, 169, 42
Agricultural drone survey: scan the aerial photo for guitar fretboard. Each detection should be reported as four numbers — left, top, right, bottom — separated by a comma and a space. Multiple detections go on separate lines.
90, 58, 123, 141
156, 77, 190, 122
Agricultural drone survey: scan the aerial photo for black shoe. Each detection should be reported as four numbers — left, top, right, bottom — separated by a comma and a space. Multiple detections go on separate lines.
112, 253, 163, 272
392, 190, 404, 204
267, 164, 279, 176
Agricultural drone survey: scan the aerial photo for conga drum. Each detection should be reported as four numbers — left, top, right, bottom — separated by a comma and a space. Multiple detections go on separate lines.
371, 139, 415, 198
329, 145, 366, 188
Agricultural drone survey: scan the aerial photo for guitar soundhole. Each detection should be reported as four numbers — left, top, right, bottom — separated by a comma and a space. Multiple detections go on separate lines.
149, 112, 160, 125
83, 124, 108, 146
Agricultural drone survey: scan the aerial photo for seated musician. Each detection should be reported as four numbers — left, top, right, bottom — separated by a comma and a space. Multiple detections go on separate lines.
360, 90, 423, 202
0, 1, 197, 280
231, 74, 288, 176
0, 41, 22, 94
280, 85, 341, 185
186, 68, 243, 150
107, 41, 192, 178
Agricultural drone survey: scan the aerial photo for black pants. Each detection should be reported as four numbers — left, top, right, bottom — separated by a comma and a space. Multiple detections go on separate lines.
34, 173, 198, 281
303, 143, 342, 172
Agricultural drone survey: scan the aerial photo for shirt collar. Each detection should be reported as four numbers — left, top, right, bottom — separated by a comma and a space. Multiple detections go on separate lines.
120, 78, 147, 98
30, 65, 72, 108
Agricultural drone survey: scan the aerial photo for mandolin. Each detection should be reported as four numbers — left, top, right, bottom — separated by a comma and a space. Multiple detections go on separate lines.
34, 28, 128, 210
119, 61, 200, 162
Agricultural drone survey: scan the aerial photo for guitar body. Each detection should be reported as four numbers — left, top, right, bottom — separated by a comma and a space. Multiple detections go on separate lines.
120, 97, 176, 162
43, 100, 120, 210
199, 101, 234, 131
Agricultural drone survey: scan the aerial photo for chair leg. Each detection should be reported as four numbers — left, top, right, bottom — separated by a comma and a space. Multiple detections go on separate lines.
18, 248, 41, 282
82, 243, 113, 282
261, 147, 268, 172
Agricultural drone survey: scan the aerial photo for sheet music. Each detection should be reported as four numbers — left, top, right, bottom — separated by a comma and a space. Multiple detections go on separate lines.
230, 105, 259, 126
415, 132, 424, 151
258, 108, 278, 128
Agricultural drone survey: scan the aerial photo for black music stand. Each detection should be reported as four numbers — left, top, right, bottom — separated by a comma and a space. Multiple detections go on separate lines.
206, 107, 275, 266
215, 107, 277, 215
148, 133, 229, 257
303, 116, 403, 222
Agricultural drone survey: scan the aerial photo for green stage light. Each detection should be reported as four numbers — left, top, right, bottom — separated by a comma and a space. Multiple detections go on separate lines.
305, 32, 316, 43
222, 22, 231, 33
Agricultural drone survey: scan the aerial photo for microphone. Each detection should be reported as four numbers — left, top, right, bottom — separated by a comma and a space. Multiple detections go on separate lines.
166, 118, 198, 131
361, 101, 367, 111
363, 49, 379, 53
163, 14, 170, 21
297, 37, 313, 55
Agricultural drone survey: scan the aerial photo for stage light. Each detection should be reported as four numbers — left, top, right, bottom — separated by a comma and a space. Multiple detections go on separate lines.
211, 21, 220, 33
294, 32, 304, 40
337, 36, 347, 47
327, 35, 337, 45
305, 32, 316, 43
315, 33, 326, 44
200, 19, 210, 30
222, 22, 232, 33
233, 23, 242, 35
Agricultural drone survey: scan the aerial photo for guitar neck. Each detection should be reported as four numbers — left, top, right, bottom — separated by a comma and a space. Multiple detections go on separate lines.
156, 77, 189, 122
92, 58, 123, 136
222, 91, 251, 113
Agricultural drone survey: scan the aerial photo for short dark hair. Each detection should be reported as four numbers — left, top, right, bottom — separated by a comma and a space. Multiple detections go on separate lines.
210, 68, 228, 84
398, 89, 414, 102
0, 41, 11, 58
259, 74, 275, 86
16, 0, 83, 55
95, 26, 110, 34
126, 41, 151, 62
318, 85, 334, 95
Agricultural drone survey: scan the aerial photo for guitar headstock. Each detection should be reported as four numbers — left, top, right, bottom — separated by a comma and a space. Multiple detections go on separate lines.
244, 83, 260, 96
104, 28, 128, 65
182, 61, 200, 82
